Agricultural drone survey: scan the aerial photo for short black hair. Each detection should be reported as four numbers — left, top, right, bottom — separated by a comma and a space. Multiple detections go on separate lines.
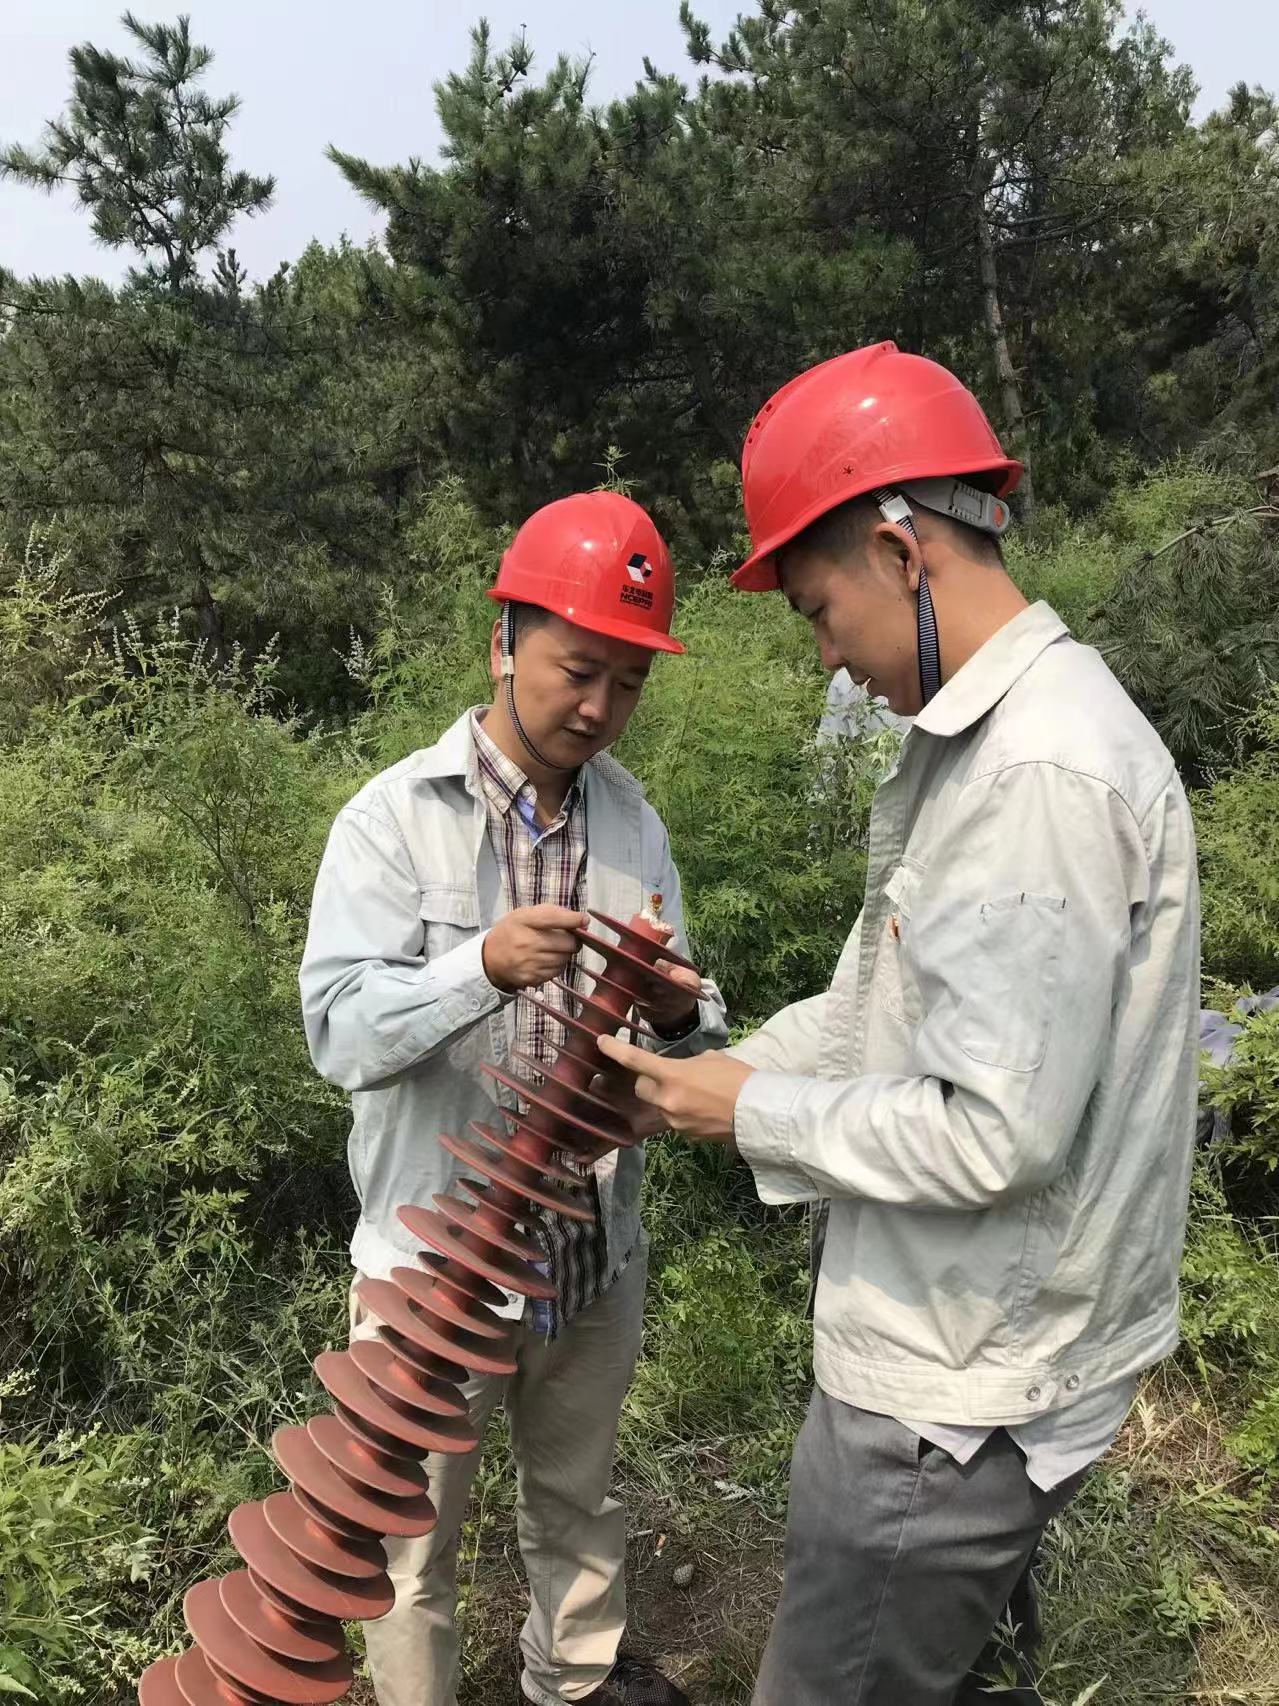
777, 488, 1004, 576
776, 495, 880, 579
506, 601, 555, 647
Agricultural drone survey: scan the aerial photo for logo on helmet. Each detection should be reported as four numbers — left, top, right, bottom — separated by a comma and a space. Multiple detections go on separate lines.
621, 551, 655, 611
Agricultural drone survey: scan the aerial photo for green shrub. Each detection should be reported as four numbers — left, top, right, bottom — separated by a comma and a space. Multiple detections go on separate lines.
1180, 1165, 1279, 1473
0, 1415, 153, 1702
628, 1141, 811, 1506
1089, 474, 1277, 781
1195, 689, 1279, 992
1203, 1006, 1279, 1177
349, 477, 509, 764
1006, 460, 1236, 638
0, 583, 356, 1475
0, 530, 110, 746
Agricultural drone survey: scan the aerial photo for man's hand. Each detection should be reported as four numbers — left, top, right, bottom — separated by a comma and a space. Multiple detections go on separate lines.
594, 1035, 755, 1142
481, 905, 588, 993
634, 960, 702, 1032
588, 1066, 670, 1141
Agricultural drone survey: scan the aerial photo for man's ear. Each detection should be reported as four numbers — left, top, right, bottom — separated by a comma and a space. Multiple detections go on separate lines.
489, 616, 503, 683
870, 518, 924, 594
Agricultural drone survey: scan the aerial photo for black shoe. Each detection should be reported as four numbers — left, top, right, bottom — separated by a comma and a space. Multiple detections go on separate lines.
523, 1656, 691, 1706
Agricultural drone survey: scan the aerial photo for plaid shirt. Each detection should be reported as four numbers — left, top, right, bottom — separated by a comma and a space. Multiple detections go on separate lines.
471, 710, 612, 1334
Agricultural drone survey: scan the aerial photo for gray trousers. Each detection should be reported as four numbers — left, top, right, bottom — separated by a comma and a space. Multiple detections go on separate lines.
753, 1387, 1085, 1706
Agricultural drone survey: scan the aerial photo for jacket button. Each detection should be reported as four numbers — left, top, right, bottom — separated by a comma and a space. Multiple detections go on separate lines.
1065, 1374, 1080, 1392
1026, 1384, 1042, 1402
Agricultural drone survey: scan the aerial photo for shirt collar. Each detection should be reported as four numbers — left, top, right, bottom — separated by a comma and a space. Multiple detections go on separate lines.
911, 602, 1068, 739
471, 708, 525, 815
469, 708, 583, 821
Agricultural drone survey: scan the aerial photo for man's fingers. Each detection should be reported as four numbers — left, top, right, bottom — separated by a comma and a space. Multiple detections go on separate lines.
586, 1071, 668, 1138
522, 937, 579, 970
535, 929, 580, 956
595, 1038, 671, 1113
654, 961, 701, 992
522, 905, 589, 930
630, 1073, 662, 1107
587, 1068, 632, 1103
596, 1033, 659, 1074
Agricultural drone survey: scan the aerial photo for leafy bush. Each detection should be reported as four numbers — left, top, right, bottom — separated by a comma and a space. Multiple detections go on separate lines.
1195, 689, 1279, 992
350, 477, 510, 763
1090, 474, 1278, 781
0, 530, 110, 745
1180, 1166, 1279, 1473
0, 584, 351, 1402
1006, 460, 1231, 636
1003, 462, 1279, 794
0, 1416, 153, 1700
1202, 1006, 1279, 1177
627, 1141, 812, 1506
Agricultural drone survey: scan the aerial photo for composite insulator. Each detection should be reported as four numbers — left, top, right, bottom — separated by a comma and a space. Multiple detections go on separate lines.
138, 908, 693, 1706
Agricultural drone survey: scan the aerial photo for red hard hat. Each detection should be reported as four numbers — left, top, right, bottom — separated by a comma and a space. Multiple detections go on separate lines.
733, 341, 1023, 591
489, 491, 685, 654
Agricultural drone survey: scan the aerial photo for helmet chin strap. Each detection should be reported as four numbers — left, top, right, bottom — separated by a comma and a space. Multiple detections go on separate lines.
500, 603, 578, 775
872, 488, 942, 707
915, 567, 942, 706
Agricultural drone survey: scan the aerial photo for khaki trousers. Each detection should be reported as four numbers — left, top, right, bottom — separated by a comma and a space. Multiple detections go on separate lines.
348, 1246, 647, 1706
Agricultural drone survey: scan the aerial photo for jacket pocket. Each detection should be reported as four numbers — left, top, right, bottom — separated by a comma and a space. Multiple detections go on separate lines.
418, 883, 481, 960
959, 892, 1066, 1073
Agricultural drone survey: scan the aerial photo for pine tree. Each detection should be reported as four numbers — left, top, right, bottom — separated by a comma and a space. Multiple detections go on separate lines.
330, 20, 908, 549
332, 3, 1202, 534
1114, 84, 1279, 468
0, 12, 274, 294
1095, 489, 1279, 779
331, 26, 660, 522
679, 0, 1194, 516
0, 19, 434, 702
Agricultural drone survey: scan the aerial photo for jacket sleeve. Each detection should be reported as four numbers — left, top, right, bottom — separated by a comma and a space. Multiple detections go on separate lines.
299, 804, 504, 1093
727, 994, 834, 1073
734, 764, 1149, 1210
643, 811, 729, 1058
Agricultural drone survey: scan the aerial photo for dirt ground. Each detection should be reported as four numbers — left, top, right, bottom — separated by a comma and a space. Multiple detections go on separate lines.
346, 1477, 784, 1706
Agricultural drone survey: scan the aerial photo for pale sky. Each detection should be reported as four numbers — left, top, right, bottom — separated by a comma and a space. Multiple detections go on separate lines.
2, 0, 1275, 286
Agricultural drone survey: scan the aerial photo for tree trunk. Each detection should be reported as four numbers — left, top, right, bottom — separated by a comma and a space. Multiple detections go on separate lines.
975, 201, 1035, 522
193, 575, 226, 667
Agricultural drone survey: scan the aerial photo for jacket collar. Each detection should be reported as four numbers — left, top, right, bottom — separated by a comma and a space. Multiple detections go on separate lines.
912, 602, 1067, 739
411, 707, 483, 786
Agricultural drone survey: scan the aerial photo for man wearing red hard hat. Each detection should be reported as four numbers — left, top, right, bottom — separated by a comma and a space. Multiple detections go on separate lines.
301, 491, 725, 1706
600, 344, 1200, 1703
